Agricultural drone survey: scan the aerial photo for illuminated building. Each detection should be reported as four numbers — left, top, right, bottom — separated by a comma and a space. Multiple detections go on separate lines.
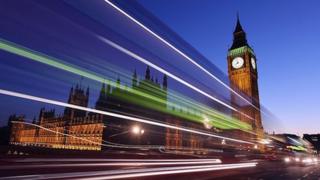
94, 66, 168, 147
9, 66, 203, 151
9, 85, 104, 151
95, 66, 202, 150
227, 16, 264, 138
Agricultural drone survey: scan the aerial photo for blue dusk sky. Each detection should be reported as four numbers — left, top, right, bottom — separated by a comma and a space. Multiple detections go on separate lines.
138, 0, 320, 134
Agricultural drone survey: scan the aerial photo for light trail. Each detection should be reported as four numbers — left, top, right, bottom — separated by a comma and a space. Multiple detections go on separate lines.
0, 162, 257, 180
103, 0, 263, 114
81, 163, 257, 180
0, 88, 254, 144
287, 136, 302, 145
11, 119, 249, 152
13, 158, 222, 163
98, 36, 255, 121
0, 38, 251, 131
11, 120, 168, 150
1, 161, 223, 170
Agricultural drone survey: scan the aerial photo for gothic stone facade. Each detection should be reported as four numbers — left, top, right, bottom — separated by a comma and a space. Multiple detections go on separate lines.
9, 86, 104, 151
9, 66, 203, 151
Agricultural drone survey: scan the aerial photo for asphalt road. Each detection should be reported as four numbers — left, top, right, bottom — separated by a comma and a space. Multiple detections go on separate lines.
0, 157, 319, 180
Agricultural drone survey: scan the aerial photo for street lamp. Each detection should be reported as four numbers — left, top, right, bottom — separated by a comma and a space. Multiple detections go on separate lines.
131, 125, 144, 135
203, 115, 212, 129
221, 139, 226, 145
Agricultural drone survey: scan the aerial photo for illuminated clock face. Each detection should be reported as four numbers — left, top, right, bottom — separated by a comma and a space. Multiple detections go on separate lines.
251, 57, 256, 69
232, 57, 244, 69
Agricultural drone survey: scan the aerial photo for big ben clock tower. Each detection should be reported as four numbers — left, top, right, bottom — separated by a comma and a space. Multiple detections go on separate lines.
227, 16, 263, 136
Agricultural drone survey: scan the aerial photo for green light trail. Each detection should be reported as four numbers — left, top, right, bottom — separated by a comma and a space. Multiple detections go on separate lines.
0, 38, 252, 131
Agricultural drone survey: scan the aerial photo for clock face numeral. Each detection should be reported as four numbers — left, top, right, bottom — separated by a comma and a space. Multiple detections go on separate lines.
251, 57, 256, 70
232, 57, 244, 69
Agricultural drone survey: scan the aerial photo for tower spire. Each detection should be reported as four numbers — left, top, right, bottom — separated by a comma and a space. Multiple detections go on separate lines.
234, 12, 244, 33
230, 13, 248, 50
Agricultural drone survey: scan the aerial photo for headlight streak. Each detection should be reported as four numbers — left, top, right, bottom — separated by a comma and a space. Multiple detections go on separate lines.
0, 38, 252, 131
302, 158, 313, 164
76, 163, 258, 180
97, 36, 255, 122
103, 0, 265, 116
0, 161, 223, 170
1, 162, 257, 180
1, 89, 254, 145
13, 158, 222, 163
284, 157, 290, 163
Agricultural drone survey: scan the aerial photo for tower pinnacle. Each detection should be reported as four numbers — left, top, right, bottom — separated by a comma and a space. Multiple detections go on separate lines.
234, 13, 244, 33
230, 14, 249, 50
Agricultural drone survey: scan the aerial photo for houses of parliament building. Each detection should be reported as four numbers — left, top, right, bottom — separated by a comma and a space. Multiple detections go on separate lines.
9, 86, 105, 151
9, 66, 203, 151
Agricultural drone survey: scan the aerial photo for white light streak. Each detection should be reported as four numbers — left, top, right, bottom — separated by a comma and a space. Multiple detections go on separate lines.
98, 36, 255, 121
80, 163, 258, 180
1, 161, 223, 170
103, 0, 264, 115
0, 88, 254, 145
1, 162, 257, 180
13, 158, 222, 163
287, 137, 302, 145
